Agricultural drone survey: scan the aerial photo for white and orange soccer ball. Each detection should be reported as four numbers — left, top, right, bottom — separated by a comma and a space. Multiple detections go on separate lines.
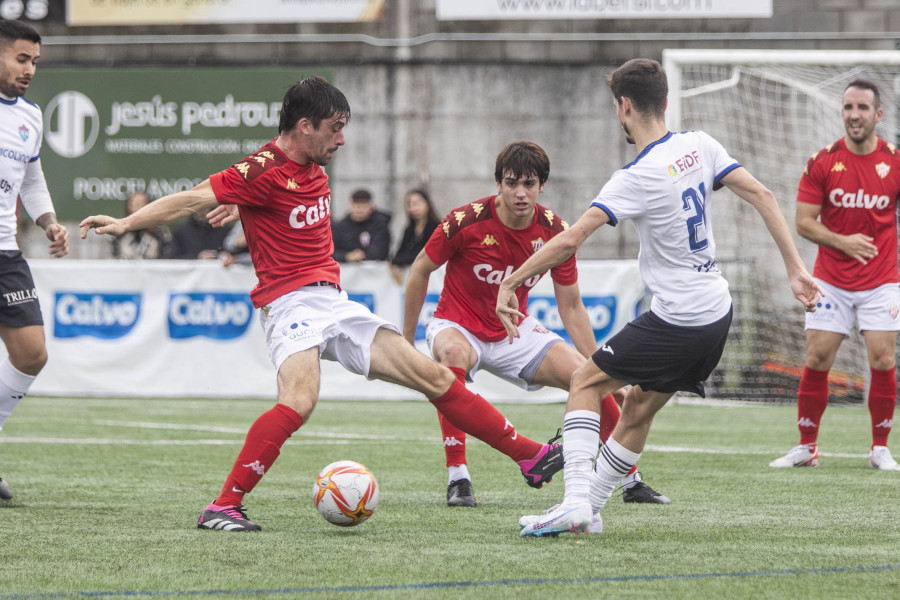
312, 460, 379, 527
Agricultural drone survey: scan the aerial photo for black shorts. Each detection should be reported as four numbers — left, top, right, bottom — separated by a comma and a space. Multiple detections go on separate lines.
591, 307, 732, 397
0, 251, 43, 327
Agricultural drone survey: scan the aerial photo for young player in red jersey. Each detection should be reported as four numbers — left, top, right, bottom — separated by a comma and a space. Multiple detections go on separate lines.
770, 79, 900, 471
403, 141, 668, 511
80, 77, 564, 531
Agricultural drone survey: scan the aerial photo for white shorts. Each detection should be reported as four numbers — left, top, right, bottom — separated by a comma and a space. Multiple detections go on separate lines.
260, 284, 399, 375
805, 279, 900, 336
425, 316, 563, 391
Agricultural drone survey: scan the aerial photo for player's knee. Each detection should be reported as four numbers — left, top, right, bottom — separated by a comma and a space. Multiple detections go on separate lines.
11, 348, 47, 376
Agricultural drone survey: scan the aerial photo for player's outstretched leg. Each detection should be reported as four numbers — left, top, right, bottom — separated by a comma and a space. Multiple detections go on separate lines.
0, 476, 12, 500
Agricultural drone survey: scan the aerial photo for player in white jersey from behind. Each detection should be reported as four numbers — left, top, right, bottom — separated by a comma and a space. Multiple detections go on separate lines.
497, 58, 823, 537
0, 20, 70, 501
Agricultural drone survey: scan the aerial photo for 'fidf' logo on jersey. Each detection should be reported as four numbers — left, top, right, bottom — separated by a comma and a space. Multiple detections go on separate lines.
875, 162, 890, 179
531, 238, 545, 252
18, 125, 28, 142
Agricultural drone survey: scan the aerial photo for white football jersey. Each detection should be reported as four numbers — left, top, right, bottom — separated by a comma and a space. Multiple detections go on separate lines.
592, 131, 740, 327
0, 96, 44, 250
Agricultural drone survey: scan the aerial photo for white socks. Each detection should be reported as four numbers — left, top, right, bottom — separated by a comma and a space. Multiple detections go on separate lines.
448, 463, 471, 484
0, 358, 35, 430
590, 436, 641, 511
561, 410, 601, 503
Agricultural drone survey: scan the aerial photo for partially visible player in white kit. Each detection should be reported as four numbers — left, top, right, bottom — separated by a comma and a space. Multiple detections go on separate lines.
770, 79, 900, 471
496, 58, 822, 537
0, 20, 70, 501
403, 140, 669, 510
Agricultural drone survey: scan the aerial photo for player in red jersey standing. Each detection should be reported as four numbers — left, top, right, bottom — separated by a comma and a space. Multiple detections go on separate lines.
770, 79, 900, 471
80, 77, 563, 531
403, 141, 669, 512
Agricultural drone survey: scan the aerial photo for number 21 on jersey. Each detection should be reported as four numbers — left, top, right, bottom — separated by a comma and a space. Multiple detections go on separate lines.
681, 181, 708, 252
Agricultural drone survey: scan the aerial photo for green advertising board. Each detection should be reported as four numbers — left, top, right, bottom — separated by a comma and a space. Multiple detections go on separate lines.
26, 68, 329, 221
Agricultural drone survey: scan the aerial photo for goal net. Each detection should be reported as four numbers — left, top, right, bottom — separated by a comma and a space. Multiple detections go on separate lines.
662, 49, 900, 403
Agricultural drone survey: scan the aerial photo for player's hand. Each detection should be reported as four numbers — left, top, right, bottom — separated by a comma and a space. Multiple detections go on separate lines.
790, 269, 825, 312
839, 233, 878, 265
207, 204, 239, 228
79, 215, 126, 239
495, 285, 524, 343
45, 223, 69, 258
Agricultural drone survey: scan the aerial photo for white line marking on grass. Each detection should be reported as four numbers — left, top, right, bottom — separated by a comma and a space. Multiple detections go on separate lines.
90, 419, 440, 442
0, 437, 352, 446
646, 444, 868, 459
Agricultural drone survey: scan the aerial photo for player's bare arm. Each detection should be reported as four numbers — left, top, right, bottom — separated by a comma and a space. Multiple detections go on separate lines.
795, 201, 877, 266
35, 212, 68, 258
80, 179, 219, 239
496, 206, 608, 340
402, 250, 440, 345
553, 280, 598, 358
722, 167, 823, 311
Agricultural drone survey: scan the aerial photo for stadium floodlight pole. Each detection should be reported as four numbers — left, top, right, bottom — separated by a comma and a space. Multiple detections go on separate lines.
662, 49, 900, 132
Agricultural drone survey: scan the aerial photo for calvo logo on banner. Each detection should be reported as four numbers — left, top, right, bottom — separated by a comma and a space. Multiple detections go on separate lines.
54, 292, 141, 339
168, 292, 254, 340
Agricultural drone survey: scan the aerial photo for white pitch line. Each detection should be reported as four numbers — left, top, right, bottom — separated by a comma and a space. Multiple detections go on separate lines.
90, 419, 439, 442
0, 437, 353, 446
646, 444, 869, 459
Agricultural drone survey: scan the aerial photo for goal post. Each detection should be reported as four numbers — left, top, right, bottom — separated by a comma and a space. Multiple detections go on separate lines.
661, 49, 900, 402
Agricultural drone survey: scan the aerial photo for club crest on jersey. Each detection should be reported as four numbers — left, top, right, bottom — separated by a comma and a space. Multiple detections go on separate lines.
831, 162, 846, 173
17, 125, 28, 142
481, 234, 499, 246
875, 162, 890, 179
531, 238, 545, 252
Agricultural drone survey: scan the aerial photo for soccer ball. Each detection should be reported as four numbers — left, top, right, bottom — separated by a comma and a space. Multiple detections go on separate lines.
312, 460, 379, 527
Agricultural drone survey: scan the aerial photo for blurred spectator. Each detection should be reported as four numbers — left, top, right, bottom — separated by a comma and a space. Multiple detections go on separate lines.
111, 191, 172, 259
167, 212, 232, 260
390, 188, 440, 284
221, 221, 251, 267
331, 188, 391, 263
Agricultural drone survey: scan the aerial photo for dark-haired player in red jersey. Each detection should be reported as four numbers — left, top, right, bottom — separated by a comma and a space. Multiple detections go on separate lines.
80, 77, 563, 532
403, 141, 668, 514
770, 79, 900, 471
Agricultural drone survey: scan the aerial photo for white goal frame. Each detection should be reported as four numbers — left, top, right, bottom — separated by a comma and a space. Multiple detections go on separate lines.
662, 49, 900, 132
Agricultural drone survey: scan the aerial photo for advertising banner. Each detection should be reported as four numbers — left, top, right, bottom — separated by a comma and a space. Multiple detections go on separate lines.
67, 0, 385, 25
26, 68, 329, 221
23, 259, 645, 402
437, 0, 773, 20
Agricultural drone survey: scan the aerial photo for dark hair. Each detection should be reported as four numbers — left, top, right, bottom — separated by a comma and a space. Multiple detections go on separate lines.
0, 20, 40, 46
405, 188, 440, 223
494, 141, 550, 186
351, 188, 372, 203
279, 76, 351, 133
606, 58, 668, 119
844, 79, 881, 110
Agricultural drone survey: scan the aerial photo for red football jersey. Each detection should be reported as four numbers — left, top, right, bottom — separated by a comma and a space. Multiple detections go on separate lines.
209, 139, 340, 307
425, 196, 577, 342
798, 137, 900, 290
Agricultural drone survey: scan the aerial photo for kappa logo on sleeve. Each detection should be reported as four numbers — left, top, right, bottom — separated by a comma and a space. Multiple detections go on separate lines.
54, 292, 141, 339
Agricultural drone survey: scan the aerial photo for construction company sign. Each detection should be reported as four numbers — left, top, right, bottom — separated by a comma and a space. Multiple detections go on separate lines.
27, 68, 328, 220
437, 0, 773, 20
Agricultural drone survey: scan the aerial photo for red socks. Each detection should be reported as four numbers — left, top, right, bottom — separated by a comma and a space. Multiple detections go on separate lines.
430, 378, 541, 462
439, 367, 468, 467
868, 366, 896, 447
216, 403, 303, 507
797, 366, 829, 447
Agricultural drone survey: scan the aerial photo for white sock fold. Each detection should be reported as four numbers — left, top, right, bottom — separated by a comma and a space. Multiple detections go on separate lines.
448, 463, 471, 485
561, 410, 601, 503
590, 436, 641, 511
0, 358, 35, 430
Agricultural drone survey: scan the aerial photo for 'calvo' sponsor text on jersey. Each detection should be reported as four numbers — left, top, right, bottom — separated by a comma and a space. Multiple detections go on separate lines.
473, 263, 541, 288
828, 187, 890, 209
288, 195, 331, 229
54, 292, 141, 339
168, 292, 253, 339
